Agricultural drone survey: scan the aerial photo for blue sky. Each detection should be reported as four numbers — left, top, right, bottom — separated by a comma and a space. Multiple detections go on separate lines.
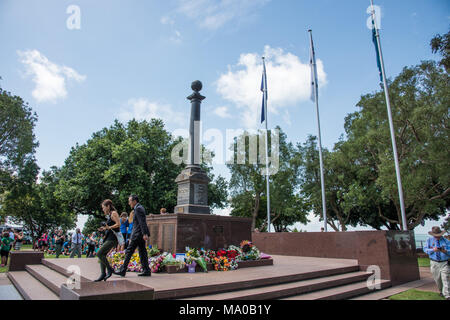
1, 0, 448, 233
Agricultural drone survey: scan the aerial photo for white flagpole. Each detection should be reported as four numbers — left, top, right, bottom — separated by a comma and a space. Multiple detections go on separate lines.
309, 30, 328, 232
262, 57, 271, 233
370, 0, 408, 231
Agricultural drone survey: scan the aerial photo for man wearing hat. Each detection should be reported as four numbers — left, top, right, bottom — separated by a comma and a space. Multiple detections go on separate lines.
423, 226, 449, 300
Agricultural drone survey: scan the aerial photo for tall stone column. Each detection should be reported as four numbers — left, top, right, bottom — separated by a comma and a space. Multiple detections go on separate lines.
174, 81, 210, 214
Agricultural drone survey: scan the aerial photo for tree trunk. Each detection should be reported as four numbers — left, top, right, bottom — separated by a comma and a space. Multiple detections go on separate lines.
251, 193, 261, 231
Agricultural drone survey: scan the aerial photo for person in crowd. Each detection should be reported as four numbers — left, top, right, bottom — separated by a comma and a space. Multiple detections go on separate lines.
86, 233, 97, 258
127, 210, 134, 247
114, 195, 151, 278
95, 199, 120, 282
13, 231, 23, 251
423, 226, 450, 300
63, 237, 70, 256
70, 228, 83, 258
120, 212, 129, 251
54, 230, 65, 258
41, 232, 49, 252
160, 208, 167, 215
8, 229, 15, 243
1, 232, 12, 267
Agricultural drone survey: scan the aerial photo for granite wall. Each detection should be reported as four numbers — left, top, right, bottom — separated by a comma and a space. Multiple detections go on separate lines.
252, 231, 420, 286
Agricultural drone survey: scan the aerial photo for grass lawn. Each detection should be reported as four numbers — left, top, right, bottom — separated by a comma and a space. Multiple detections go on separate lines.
389, 289, 445, 300
418, 257, 430, 267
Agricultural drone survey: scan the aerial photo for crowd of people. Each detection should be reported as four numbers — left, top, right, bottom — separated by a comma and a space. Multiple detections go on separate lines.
1, 229, 24, 267
27, 206, 169, 262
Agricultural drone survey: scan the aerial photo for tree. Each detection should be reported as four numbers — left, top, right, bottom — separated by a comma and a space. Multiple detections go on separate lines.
431, 30, 450, 73
55, 119, 228, 218
299, 60, 449, 231
0, 87, 38, 192
227, 127, 309, 231
0, 160, 76, 242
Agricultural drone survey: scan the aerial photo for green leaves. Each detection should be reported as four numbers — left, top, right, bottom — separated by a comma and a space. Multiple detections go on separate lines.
56, 119, 228, 216
300, 60, 449, 231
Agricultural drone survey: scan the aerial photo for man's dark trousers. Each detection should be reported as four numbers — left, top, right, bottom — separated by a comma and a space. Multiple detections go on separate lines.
121, 237, 150, 273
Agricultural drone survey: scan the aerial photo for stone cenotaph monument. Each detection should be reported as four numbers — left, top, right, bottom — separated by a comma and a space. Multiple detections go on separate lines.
174, 80, 210, 215
146, 81, 251, 253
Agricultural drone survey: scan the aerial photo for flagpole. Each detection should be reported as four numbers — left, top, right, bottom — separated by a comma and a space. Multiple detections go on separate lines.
370, 0, 407, 231
262, 57, 271, 233
308, 30, 328, 232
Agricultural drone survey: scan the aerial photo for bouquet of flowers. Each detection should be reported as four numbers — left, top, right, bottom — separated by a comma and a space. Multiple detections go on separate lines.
239, 240, 261, 261
205, 249, 216, 263
185, 248, 208, 272
148, 245, 161, 257
185, 248, 200, 265
150, 253, 167, 273
213, 256, 237, 271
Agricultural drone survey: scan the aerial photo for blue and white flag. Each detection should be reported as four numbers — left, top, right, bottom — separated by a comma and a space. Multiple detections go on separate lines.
309, 31, 318, 103
261, 58, 268, 124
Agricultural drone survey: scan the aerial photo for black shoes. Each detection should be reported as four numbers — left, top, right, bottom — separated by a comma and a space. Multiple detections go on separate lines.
94, 274, 106, 282
138, 271, 151, 277
114, 269, 126, 277
103, 270, 114, 281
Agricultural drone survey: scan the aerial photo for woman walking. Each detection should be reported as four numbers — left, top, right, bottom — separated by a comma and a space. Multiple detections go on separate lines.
95, 199, 120, 282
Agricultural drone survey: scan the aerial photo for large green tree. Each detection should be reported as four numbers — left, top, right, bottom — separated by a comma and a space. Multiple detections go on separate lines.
0, 86, 38, 192
227, 127, 309, 231
56, 119, 228, 220
299, 60, 449, 231
431, 30, 450, 73
0, 160, 76, 241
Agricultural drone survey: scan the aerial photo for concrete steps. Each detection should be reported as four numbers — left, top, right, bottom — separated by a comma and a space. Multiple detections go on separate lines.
25, 264, 71, 296
7, 271, 59, 300
281, 279, 391, 300
183, 271, 373, 300
8, 256, 390, 300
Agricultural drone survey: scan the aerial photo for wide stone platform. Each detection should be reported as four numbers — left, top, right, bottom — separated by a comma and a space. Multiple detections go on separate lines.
8, 255, 390, 300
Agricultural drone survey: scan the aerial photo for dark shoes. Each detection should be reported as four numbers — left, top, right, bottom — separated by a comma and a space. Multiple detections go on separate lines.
103, 269, 114, 281
114, 269, 126, 277
94, 274, 106, 282
138, 271, 151, 277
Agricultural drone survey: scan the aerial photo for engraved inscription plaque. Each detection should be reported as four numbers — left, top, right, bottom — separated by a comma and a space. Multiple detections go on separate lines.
177, 184, 189, 205
162, 224, 175, 253
194, 184, 207, 205
149, 225, 159, 247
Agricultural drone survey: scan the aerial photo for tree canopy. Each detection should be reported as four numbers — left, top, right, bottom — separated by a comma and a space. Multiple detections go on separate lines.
55, 119, 228, 219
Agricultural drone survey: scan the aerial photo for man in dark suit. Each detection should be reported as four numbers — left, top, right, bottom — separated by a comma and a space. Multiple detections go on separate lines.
114, 195, 151, 277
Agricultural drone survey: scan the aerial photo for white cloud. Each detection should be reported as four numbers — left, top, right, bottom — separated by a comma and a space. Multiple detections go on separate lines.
177, 0, 270, 30
160, 16, 175, 25
213, 106, 232, 119
118, 98, 186, 127
17, 49, 86, 103
169, 30, 182, 44
216, 45, 327, 128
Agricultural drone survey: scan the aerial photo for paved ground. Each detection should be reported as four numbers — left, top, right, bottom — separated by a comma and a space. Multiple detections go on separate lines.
44, 255, 359, 293
0, 274, 22, 300
0, 257, 440, 300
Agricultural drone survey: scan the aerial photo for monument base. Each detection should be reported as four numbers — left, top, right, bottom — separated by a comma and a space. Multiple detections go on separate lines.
146, 213, 252, 253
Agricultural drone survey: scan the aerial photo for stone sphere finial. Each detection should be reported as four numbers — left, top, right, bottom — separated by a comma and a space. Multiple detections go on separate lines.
191, 80, 202, 92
